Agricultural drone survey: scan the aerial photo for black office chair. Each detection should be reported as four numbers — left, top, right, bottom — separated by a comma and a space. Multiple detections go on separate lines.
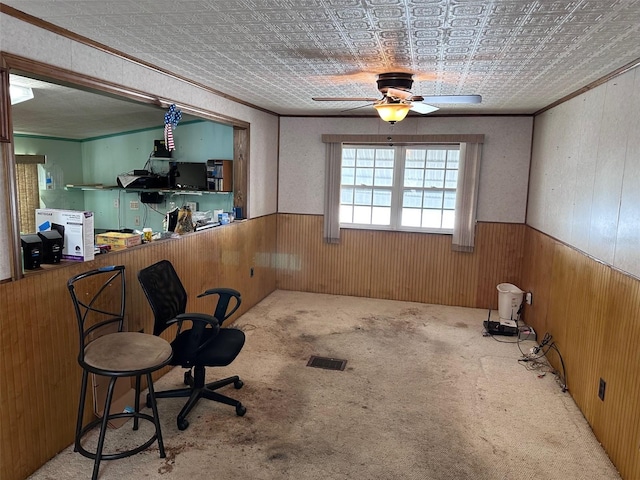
68, 265, 173, 480
137, 260, 246, 430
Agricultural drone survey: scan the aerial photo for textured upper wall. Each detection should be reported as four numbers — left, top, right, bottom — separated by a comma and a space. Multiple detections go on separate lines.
529, 66, 640, 277
278, 115, 533, 223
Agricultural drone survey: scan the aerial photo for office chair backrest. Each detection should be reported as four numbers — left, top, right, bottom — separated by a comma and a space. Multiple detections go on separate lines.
138, 260, 188, 336
67, 265, 126, 363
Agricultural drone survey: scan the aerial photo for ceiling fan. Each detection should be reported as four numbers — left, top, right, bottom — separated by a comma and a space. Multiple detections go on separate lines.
312, 72, 482, 124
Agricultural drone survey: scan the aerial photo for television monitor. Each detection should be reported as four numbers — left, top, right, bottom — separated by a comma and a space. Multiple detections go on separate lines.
173, 162, 208, 190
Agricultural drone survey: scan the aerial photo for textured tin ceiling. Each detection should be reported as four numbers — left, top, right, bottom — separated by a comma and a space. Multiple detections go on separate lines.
4, 0, 640, 118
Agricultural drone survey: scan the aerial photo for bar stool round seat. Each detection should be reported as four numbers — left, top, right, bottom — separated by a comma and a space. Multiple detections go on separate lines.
83, 332, 173, 373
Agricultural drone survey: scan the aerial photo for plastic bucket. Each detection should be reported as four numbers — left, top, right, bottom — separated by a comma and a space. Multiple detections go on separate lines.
497, 283, 524, 320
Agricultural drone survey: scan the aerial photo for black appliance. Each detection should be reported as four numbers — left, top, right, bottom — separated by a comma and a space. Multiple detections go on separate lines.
38, 230, 64, 264
21, 234, 43, 270
153, 139, 172, 158
172, 162, 208, 190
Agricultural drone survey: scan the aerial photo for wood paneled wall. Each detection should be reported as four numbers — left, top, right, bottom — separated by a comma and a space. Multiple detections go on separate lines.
521, 226, 640, 480
276, 214, 526, 309
6, 214, 638, 479
0, 215, 277, 480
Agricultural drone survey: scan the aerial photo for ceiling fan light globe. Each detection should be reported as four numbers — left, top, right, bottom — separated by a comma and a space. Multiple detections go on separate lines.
374, 103, 411, 123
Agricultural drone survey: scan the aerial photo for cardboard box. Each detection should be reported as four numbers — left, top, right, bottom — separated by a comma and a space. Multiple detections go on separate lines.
95, 231, 142, 250
91, 374, 136, 429
36, 209, 95, 262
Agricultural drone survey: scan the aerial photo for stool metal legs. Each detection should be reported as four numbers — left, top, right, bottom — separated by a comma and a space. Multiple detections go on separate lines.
74, 372, 166, 480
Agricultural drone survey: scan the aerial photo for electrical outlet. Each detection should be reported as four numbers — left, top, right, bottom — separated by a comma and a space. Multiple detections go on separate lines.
130, 200, 139, 210
134, 215, 140, 226
526, 292, 533, 305
598, 378, 606, 401
113, 198, 119, 208
186, 201, 197, 211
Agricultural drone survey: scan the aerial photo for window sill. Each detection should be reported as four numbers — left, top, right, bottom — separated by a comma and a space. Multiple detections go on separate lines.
340, 224, 453, 235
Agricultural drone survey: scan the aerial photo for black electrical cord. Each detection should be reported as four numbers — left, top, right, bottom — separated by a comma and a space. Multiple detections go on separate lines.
549, 343, 567, 392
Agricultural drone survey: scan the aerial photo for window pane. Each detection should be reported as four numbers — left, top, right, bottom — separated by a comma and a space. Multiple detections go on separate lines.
444, 169, 458, 188
375, 149, 395, 168
405, 149, 425, 168
424, 190, 443, 208
353, 206, 371, 224
442, 210, 455, 229
447, 150, 459, 169
424, 170, 444, 188
401, 208, 421, 227
426, 149, 446, 168
374, 168, 393, 186
340, 205, 353, 223
404, 168, 424, 188
341, 187, 354, 204
422, 209, 442, 228
341, 144, 460, 231
373, 189, 392, 206
355, 168, 374, 186
354, 187, 372, 205
372, 207, 391, 225
342, 148, 356, 166
444, 191, 456, 209
341, 167, 355, 185
403, 190, 423, 208
356, 149, 375, 167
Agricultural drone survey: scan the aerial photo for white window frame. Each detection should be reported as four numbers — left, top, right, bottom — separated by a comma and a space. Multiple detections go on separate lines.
338, 144, 460, 234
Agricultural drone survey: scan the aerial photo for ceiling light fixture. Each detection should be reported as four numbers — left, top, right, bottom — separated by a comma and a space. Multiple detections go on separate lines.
373, 100, 411, 124
9, 83, 34, 105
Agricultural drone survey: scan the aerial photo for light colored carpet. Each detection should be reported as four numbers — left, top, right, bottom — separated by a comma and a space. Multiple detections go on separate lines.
29, 291, 620, 479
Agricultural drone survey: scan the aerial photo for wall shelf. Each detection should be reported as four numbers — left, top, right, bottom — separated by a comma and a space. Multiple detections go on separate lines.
65, 184, 231, 196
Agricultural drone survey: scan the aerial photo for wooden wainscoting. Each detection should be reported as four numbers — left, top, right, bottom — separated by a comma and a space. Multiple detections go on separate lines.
0, 214, 276, 480
276, 214, 525, 309
521, 226, 640, 480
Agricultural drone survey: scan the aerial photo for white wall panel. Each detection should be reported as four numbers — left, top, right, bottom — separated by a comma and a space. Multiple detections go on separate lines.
278, 115, 533, 223
570, 88, 606, 252
587, 72, 635, 264
530, 66, 640, 277
614, 69, 640, 276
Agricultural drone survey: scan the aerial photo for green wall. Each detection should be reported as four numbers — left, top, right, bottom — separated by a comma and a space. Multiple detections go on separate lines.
13, 136, 85, 216
15, 120, 234, 233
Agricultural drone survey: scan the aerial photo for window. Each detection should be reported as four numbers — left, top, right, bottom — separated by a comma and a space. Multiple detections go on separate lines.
339, 145, 460, 232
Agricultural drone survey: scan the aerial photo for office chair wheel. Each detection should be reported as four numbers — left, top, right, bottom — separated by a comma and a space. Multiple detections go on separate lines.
234, 379, 244, 389
236, 403, 247, 417
177, 417, 189, 431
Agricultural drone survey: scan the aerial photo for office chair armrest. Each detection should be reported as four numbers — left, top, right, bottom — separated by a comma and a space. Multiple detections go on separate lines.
197, 288, 242, 323
174, 313, 221, 359
198, 287, 241, 298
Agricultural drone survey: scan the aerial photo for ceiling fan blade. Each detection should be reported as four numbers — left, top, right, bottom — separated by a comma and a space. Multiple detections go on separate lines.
312, 97, 380, 102
410, 103, 440, 115
341, 102, 376, 113
386, 87, 413, 100
417, 95, 482, 104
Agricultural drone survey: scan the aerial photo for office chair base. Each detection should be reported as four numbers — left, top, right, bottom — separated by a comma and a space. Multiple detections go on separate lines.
149, 368, 246, 430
